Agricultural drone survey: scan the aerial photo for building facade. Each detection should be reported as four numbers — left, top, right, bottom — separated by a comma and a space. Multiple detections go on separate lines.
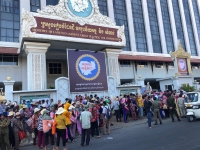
1, 0, 200, 96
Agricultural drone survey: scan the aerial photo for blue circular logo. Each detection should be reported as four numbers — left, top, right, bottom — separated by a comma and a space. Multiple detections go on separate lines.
67, 0, 93, 18
76, 54, 100, 81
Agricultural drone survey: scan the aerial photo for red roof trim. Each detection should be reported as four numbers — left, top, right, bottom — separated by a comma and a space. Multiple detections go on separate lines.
118, 54, 200, 63
0, 47, 18, 54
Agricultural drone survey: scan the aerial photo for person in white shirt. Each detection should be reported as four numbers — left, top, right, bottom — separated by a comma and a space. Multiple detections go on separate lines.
113, 98, 121, 122
80, 104, 92, 146
102, 101, 112, 135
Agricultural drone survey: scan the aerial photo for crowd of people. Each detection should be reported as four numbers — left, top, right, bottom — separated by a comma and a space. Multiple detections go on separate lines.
0, 90, 188, 150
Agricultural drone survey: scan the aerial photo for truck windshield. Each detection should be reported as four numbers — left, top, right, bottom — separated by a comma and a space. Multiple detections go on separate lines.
187, 93, 198, 102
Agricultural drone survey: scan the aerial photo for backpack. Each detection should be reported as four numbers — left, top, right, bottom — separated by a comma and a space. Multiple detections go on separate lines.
105, 106, 112, 119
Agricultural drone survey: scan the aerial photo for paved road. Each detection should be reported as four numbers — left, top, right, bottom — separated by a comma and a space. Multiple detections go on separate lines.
20, 118, 200, 150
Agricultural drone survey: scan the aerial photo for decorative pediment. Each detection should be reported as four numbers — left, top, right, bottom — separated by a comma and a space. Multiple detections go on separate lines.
38, 0, 116, 26
171, 42, 191, 59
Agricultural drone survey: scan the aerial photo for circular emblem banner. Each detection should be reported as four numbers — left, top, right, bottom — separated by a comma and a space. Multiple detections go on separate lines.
76, 54, 100, 81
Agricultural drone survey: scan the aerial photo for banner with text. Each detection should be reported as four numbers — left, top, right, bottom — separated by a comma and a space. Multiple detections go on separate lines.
67, 50, 108, 92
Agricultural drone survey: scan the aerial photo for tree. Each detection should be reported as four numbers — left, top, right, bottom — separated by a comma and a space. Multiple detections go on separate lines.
180, 84, 195, 92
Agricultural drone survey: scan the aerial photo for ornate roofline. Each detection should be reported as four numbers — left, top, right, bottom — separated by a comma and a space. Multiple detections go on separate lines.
37, 0, 116, 26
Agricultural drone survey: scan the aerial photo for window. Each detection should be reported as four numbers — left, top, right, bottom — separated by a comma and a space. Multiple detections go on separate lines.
160, 0, 174, 53
192, 0, 200, 43
30, 0, 40, 12
98, 0, 108, 16
120, 60, 131, 67
183, 0, 197, 56
49, 63, 62, 74
46, 0, 58, 6
172, 0, 186, 50
167, 62, 174, 69
113, 0, 130, 51
191, 63, 199, 69
147, 0, 162, 53
131, 0, 148, 52
0, 0, 20, 42
154, 62, 164, 68
137, 61, 148, 68
0, 54, 18, 66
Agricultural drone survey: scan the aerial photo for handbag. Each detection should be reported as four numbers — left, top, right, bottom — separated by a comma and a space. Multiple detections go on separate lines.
18, 131, 26, 140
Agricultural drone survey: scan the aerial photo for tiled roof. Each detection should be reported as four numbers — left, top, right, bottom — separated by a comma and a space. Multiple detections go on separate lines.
0, 47, 18, 54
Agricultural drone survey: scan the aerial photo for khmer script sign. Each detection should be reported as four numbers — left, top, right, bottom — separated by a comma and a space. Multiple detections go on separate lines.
67, 50, 108, 92
31, 16, 122, 43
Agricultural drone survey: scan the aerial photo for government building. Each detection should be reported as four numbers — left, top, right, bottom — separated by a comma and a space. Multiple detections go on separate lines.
0, 0, 200, 102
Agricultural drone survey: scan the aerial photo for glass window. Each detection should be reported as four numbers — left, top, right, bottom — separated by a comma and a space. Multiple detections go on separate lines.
113, 0, 131, 51
160, 0, 174, 53
154, 62, 164, 68
137, 61, 148, 68
98, 0, 108, 16
183, 0, 197, 56
0, 54, 18, 66
172, 0, 186, 50
49, 63, 62, 74
147, 0, 162, 53
30, 0, 40, 12
131, 0, 147, 52
0, 0, 20, 42
191, 63, 199, 69
120, 60, 131, 67
46, 0, 58, 6
192, 0, 200, 44
167, 62, 174, 69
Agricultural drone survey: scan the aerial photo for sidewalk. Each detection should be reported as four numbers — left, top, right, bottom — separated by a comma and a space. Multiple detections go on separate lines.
20, 116, 148, 147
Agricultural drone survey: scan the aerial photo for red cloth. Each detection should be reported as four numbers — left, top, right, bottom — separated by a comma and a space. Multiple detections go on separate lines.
89, 106, 98, 122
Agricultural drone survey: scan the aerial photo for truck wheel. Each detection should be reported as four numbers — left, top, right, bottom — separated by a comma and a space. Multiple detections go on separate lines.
187, 115, 194, 122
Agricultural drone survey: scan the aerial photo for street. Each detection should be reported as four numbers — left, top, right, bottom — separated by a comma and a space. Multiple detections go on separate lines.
20, 118, 200, 150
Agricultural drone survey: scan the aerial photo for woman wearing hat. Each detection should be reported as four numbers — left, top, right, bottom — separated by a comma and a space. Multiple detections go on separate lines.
0, 112, 11, 150
8, 111, 15, 148
31, 108, 40, 146
37, 109, 45, 149
13, 112, 23, 150
42, 110, 55, 150
55, 107, 68, 150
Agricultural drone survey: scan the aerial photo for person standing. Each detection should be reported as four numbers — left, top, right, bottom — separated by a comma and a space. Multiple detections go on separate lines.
80, 105, 92, 146
0, 112, 11, 150
32, 108, 40, 146
144, 95, 153, 129
152, 97, 162, 125
137, 94, 144, 119
177, 94, 186, 118
113, 98, 120, 122
55, 107, 68, 150
13, 112, 23, 150
167, 94, 181, 122
37, 109, 45, 149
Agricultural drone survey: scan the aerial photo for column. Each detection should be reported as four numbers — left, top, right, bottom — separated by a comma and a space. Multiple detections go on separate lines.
155, 0, 167, 54
197, 0, 200, 15
107, 0, 115, 22
188, 0, 200, 56
141, 0, 153, 53
125, 0, 137, 52
104, 49, 121, 85
178, 0, 191, 54
3, 79, 15, 101
23, 42, 50, 91
41, 0, 47, 8
167, 0, 178, 50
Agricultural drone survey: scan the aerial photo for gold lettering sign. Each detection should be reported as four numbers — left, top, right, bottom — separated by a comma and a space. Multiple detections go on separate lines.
31, 17, 122, 42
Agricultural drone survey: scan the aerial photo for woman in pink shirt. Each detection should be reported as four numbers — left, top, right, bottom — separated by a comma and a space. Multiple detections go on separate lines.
42, 109, 55, 150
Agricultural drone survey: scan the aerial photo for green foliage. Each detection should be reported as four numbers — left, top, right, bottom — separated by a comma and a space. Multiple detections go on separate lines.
48, 86, 55, 89
181, 84, 195, 92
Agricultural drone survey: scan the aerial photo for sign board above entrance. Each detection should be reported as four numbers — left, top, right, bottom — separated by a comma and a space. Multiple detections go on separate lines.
31, 16, 122, 42
21, 0, 125, 47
